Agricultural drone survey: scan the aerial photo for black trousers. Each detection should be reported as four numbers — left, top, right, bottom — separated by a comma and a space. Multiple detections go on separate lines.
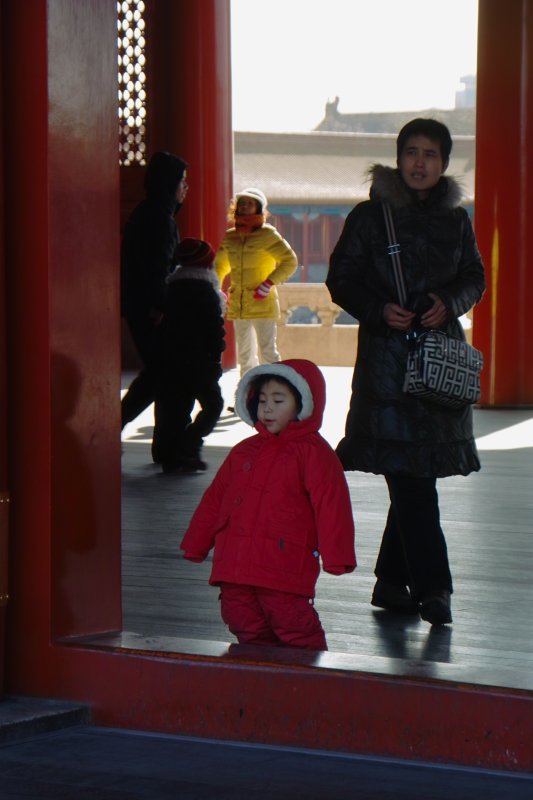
375, 474, 453, 600
121, 315, 161, 429
153, 364, 224, 467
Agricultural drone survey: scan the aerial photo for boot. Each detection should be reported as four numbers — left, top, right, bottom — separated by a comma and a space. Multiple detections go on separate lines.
371, 579, 419, 614
419, 590, 452, 625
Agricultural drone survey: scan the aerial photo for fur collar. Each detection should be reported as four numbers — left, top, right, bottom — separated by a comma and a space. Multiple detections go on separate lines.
167, 266, 226, 312
368, 164, 463, 210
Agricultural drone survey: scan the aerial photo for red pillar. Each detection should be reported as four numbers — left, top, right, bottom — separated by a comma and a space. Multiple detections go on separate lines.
3, 0, 54, 686
3, 0, 122, 691
474, 0, 533, 405
148, 0, 233, 248
149, 0, 236, 367
301, 213, 309, 281
47, 0, 122, 640
0, 3, 8, 697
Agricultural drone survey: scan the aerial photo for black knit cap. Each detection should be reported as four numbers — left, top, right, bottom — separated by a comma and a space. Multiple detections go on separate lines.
175, 238, 215, 268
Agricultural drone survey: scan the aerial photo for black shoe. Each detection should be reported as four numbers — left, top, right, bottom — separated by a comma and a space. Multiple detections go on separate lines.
371, 579, 419, 614
180, 456, 208, 472
226, 405, 235, 414
419, 590, 452, 625
162, 456, 207, 474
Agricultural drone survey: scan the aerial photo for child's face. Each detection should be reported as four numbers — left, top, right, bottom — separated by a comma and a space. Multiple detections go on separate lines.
236, 196, 260, 215
397, 135, 448, 199
257, 379, 299, 435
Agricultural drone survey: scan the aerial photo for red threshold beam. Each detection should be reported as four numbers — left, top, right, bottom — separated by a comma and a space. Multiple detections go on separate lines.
52, 636, 533, 775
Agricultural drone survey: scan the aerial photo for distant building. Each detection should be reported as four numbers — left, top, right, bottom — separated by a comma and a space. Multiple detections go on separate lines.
314, 96, 476, 135
455, 75, 477, 109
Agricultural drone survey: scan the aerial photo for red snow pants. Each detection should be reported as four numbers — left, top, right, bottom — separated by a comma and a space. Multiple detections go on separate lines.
219, 583, 328, 651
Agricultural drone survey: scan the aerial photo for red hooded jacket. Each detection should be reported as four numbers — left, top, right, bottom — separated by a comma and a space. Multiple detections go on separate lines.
180, 359, 356, 598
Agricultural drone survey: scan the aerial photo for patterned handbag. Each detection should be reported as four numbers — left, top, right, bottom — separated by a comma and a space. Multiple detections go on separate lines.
382, 202, 483, 409
403, 329, 483, 408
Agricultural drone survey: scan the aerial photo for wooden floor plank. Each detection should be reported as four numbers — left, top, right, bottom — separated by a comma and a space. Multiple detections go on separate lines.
121, 403, 533, 694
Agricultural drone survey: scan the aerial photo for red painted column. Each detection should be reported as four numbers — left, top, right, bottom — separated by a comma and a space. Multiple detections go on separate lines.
4, 0, 121, 692
149, 0, 233, 248
149, 0, 236, 366
2, 0, 54, 686
0, 4, 8, 697
474, 0, 533, 405
46, 0, 122, 639
302, 213, 309, 281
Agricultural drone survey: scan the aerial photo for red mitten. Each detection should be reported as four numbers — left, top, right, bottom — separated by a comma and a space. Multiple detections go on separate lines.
182, 552, 205, 563
324, 565, 354, 575
253, 279, 273, 299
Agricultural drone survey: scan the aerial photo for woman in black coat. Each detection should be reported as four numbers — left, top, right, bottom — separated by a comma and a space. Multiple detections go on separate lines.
326, 119, 486, 625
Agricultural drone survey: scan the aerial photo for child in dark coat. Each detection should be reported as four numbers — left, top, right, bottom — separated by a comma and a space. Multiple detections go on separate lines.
157, 238, 226, 473
180, 359, 356, 650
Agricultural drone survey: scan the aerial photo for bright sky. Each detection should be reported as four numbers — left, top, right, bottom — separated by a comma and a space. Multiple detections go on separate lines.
230, 0, 478, 132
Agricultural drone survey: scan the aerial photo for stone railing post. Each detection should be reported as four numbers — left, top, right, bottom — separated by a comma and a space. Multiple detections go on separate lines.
277, 283, 358, 367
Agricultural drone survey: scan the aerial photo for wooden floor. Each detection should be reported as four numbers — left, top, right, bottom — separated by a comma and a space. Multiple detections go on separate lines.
121, 371, 533, 695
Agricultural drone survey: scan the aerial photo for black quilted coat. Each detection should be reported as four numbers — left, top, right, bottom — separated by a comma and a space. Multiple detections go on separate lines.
121, 151, 188, 321
326, 165, 486, 478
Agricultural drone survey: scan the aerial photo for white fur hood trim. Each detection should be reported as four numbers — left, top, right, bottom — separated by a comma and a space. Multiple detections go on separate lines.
168, 265, 217, 285
167, 265, 226, 311
235, 363, 314, 428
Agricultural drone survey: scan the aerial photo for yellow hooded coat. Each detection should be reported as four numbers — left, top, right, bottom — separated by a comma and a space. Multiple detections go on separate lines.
215, 223, 298, 320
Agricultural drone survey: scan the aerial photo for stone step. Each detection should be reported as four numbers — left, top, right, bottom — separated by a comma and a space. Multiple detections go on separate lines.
0, 695, 90, 744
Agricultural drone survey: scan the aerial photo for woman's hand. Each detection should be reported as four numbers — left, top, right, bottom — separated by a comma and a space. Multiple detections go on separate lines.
421, 293, 448, 329
383, 302, 416, 331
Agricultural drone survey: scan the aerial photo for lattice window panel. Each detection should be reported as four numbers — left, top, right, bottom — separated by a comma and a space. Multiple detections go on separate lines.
117, 0, 147, 166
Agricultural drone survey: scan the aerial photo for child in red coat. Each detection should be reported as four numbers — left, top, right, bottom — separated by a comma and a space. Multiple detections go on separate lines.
180, 359, 356, 650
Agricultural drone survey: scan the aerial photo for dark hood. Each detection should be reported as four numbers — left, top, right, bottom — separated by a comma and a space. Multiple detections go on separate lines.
144, 151, 188, 215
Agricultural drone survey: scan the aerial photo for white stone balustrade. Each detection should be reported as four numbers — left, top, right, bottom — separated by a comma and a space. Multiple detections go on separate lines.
277, 282, 473, 367
277, 282, 358, 367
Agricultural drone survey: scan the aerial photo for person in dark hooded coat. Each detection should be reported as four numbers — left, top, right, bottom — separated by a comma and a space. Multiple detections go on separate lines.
326, 118, 486, 626
121, 150, 188, 460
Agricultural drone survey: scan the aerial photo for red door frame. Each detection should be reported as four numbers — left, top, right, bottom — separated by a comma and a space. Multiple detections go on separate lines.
1, 0, 533, 773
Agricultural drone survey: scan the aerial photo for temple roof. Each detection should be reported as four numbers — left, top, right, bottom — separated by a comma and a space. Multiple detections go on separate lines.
313, 99, 476, 135
234, 130, 475, 206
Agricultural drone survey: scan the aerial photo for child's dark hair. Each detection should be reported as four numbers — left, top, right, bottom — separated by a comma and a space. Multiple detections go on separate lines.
396, 118, 453, 163
246, 374, 303, 423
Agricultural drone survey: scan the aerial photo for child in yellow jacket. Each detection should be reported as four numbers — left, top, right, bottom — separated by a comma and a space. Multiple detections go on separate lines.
215, 188, 298, 377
